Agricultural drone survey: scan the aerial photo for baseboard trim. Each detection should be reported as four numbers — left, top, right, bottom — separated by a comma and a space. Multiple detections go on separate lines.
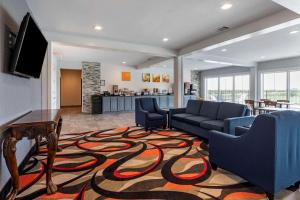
0, 144, 36, 199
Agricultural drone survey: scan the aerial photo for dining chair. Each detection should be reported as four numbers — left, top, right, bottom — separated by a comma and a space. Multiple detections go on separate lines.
245, 100, 255, 115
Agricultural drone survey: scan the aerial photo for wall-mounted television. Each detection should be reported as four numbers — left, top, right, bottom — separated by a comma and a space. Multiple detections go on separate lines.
10, 13, 48, 78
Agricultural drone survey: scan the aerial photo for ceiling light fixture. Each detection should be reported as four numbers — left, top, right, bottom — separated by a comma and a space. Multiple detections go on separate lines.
290, 30, 299, 34
204, 60, 233, 65
163, 38, 169, 42
221, 48, 227, 52
94, 25, 102, 31
261, 56, 266, 59
122, 61, 126, 64
221, 3, 233, 10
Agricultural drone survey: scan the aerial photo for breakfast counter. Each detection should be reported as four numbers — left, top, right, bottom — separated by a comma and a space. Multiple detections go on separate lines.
92, 95, 196, 113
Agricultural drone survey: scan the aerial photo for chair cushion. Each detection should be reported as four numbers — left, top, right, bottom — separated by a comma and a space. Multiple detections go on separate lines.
183, 116, 211, 126
140, 98, 155, 113
147, 113, 164, 121
217, 102, 247, 120
200, 120, 224, 131
199, 101, 220, 119
186, 100, 203, 115
172, 113, 194, 121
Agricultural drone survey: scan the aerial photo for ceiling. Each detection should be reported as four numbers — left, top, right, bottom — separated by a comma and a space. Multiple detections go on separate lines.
53, 43, 153, 68
185, 22, 300, 69
26, 0, 283, 50
26, 0, 300, 71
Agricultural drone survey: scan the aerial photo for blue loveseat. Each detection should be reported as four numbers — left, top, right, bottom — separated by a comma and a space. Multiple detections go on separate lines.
209, 111, 300, 199
169, 100, 254, 139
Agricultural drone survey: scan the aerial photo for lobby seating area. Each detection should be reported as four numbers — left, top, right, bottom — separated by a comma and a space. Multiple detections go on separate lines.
2, 1, 300, 200
169, 100, 254, 138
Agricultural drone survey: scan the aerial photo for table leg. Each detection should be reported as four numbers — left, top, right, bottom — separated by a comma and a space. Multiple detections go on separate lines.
56, 118, 63, 152
3, 135, 18, 200
46, 131, 58, 194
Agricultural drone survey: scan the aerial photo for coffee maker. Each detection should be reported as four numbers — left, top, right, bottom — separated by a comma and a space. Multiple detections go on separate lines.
113, 85, 119, 96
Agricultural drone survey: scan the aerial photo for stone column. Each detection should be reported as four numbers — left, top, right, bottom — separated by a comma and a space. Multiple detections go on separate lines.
82, 62, 101, 113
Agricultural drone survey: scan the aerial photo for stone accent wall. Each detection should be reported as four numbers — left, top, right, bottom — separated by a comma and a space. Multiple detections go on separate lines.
191, 70, 201, 97
82, 62, 101, 113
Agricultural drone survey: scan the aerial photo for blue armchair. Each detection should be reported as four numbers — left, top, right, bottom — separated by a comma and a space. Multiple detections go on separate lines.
135, 98, 168, 131
209, 111, 300, 199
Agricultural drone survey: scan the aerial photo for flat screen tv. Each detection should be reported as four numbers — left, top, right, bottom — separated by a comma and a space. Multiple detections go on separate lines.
10, 13, 48, 78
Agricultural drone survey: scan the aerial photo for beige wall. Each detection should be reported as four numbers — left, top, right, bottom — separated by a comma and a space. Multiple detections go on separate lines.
60, 69, 82, 106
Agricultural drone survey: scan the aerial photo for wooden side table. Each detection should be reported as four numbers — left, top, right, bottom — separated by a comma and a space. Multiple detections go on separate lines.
3, 109, 62, 200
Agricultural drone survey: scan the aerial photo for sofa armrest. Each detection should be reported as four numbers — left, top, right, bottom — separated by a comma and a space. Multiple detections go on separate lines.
224, 116, 255, 135
169, 108, 186, 128
169, 108, 186, 116
209, 130, 241, 164
156, 108, 168, 115
235, 126, 250, 136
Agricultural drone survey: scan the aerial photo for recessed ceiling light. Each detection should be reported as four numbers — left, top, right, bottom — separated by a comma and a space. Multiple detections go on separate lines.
122, 61, 126, 64
221, 48, 227, 52
163, 38, 169, 42
221, 3, 233, 10
290, 30, 299, 34
261, 56, 266, 59
94, 25, 102, 31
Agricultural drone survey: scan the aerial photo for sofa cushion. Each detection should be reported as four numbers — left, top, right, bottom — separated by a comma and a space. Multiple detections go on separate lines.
199, 101, 220, 119
141, 98, 155, 113
217, 102, 247, 120
172, 113, 194, 121
200, 120, 224, 131
186, 100, 203, 115
184, 116, 211, 126
147, 113, 164, 121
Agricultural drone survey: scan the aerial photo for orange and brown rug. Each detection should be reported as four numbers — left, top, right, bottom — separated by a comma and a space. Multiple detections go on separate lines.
15, 127, 295, 199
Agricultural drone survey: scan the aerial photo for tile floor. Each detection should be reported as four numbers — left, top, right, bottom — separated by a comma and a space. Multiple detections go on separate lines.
61, 107, 135, 133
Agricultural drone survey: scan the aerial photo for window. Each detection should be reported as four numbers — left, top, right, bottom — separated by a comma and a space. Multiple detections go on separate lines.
235, 75, 250, 104
205, 74, 250, 103
206, 77, 218, 101
290, 71, 300, 104
261, 72, 287, 101
219, 76, 233, 102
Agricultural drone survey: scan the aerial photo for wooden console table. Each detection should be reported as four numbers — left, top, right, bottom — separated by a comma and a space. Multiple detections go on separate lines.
3, 109, 62, 200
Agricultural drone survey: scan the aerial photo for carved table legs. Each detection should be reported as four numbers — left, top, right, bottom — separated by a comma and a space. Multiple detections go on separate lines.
3, 130, 19, 200
3, 125, 59, 199
46, 130, 58, 194
56, 118, 63, 152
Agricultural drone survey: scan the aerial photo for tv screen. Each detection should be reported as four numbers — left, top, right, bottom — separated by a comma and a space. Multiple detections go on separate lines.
10, 13, 48, 78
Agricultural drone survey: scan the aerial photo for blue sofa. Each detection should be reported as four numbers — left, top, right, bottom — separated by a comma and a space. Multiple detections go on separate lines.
209, 111, 300, 199
135, 98, 168, 131
169, 100, 254, 139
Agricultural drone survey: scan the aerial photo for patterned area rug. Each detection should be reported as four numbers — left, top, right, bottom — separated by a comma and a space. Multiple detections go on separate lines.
14, 127, 291, 199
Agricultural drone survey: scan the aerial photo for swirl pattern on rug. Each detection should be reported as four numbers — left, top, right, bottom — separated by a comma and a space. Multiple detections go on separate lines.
15, 127, 282, 199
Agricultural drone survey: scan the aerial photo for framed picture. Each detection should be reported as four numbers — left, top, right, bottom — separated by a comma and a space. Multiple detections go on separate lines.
100, 80, 105, 86
142, 73, 151, 82
162, 73, 170, 83
152, 73, 161, 82
122, 72, 131, 81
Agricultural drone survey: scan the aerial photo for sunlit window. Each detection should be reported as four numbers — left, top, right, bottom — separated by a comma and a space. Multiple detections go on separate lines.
262, 72, 287, 101
205, 74, 250, 103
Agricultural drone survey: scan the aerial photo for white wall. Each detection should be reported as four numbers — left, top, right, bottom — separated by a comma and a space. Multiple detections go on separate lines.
0, 0, 42, 190
61, 64, 174, 93
101, 64, 174, 92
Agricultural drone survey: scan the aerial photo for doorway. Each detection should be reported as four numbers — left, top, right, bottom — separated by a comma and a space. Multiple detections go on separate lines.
60, 69, 82, 108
